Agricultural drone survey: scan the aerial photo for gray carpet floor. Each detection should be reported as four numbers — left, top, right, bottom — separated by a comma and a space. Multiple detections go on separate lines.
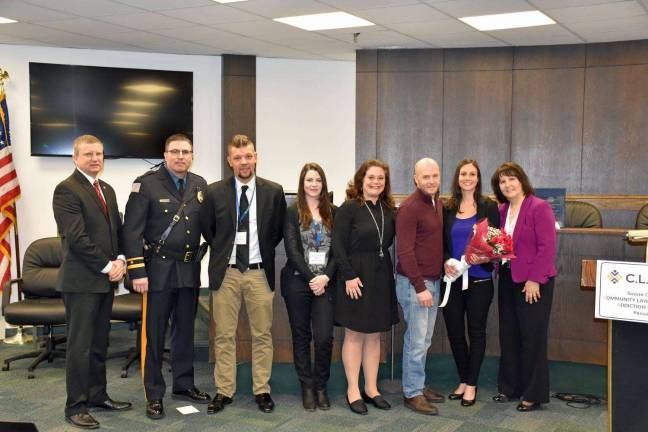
0, 327, 607, 432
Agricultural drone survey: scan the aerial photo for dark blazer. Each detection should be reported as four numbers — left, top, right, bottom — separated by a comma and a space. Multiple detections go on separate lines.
499, 195, 557, 284
123, 167, 207, 291
281, 204, 337, 291
443, 196, 500, 273
52, 169, 123, 293
200, 175, 286, 291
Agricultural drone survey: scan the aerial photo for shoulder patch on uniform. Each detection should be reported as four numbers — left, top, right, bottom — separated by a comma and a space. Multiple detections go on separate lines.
131, 182, 141, 193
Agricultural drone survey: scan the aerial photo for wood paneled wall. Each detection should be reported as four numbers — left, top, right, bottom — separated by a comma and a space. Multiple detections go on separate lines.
356, 40, 648, 216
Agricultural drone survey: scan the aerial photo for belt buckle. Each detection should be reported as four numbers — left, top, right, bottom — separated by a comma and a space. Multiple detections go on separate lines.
183, 251, 194, 262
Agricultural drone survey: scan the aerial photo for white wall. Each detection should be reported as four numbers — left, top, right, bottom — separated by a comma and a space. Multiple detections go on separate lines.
0, 44, 221, 273
256, 57, 355, 205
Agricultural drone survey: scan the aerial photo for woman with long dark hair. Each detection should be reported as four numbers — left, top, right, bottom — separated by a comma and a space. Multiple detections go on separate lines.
281, 163, 336, 411
443, 159, 499, 406
333, 159, 399, 415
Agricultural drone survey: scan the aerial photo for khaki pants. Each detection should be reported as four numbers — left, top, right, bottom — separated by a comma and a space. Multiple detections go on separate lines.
211, 267, 274, 397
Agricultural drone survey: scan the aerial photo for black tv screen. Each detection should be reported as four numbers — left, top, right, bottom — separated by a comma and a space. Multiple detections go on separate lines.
29, 62, 193, 158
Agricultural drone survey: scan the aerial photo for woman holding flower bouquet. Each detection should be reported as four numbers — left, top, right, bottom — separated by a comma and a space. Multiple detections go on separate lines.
490, 162, 557, 412
442, 159, 499, 407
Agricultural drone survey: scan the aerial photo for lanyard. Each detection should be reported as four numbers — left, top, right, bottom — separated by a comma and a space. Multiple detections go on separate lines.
235, 184, 256, 225
364, 201, 385, 258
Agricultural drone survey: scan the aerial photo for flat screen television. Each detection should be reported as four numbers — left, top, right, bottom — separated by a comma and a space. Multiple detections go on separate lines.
29, 62, 193, 158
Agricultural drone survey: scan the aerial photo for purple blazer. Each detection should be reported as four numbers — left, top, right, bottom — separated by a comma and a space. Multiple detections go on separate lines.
500, 195, 557, 284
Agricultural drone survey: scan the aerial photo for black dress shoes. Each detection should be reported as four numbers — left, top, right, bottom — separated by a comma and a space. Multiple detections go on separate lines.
65, 413, 100, 429
172, 388, 211, 404
361, 391, 391, 410
254, 393, 275, 413
91, 398, 132, 411
516, 401, 541, 412
316, 389, 330, 410
146, 399, 164, 420
301, 387, 316, 412
461, 388, 477, 407
346, 396, 368, 415
207, 393, 233, 414
492, 393, 512, 403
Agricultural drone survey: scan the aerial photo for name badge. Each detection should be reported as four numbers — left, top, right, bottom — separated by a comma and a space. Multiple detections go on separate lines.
159, 198, 171, 203
308, 251, 326, 266
235, 231, 247, 245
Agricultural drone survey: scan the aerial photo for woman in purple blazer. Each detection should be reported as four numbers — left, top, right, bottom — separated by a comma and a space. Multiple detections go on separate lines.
490, 162, 557, 412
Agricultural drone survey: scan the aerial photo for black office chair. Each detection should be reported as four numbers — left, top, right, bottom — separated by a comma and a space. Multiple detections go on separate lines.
565, 201, 603, 228
109, 276, 143, 378
636, 203, 648, 229
2, 237, 66, 379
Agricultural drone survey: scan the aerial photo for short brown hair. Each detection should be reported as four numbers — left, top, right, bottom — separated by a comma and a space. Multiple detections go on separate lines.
73, 134, 103, 156
346, 159, 395, 209
491, 162, 535, 203
228, 134, 256, 153
165, 133, 192, 150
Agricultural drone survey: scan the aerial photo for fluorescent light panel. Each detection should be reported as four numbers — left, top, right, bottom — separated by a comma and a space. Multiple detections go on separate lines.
274, 12, 374, 31
0, 16, 18, 24
211, 0, 248, 3
460, 10, 555, 31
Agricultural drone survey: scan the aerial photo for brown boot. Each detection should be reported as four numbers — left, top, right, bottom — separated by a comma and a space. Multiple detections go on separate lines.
403, 395, 439, 415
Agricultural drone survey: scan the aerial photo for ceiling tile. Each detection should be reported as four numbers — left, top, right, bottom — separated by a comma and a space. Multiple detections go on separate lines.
488, 24, 584, 45
0, 22, 75, 38
0, 34, 40, 44
389, 19, 474, 36
21, 0, 145, 17
545, 1, 645, 23
160, 4, 259, 25
212, 19, 306, 36
318, 0, 421, 11
38, 18, 134, 36
429, 0, 535, 18
566, 14, 648, 32
0, 0, 74, 22
531, 0, 627, 9
353, 4, 449, 24
107, 0, 215, 11
580, 26, 648, 42
149, 25, 237, 41
227, 0, 336, 18
422, 31, 507, 47
96, 11, 195, 30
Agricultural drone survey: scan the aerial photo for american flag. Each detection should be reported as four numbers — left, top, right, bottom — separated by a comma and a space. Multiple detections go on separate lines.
0, 89, 21, 292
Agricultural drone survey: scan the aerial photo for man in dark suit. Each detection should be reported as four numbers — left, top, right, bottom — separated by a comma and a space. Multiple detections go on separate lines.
53, 134, 132, 430
200, 134, 286, 414
122, 133, 210, 420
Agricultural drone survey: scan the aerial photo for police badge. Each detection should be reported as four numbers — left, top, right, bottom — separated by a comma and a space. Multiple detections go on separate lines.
197, 190, 204, 203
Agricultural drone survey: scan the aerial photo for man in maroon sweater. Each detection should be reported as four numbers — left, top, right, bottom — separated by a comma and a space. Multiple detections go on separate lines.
395, 157, 445, 415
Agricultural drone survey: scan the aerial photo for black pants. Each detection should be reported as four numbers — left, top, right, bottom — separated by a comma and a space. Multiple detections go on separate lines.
62, 291, 114, 416
443, 276, 494, 386
497, 267, 554, 403
142, 286, 198, 401
283, 275, 334, 390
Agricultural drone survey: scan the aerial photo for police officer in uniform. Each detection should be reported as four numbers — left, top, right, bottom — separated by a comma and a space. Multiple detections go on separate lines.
123, 133, 210, 420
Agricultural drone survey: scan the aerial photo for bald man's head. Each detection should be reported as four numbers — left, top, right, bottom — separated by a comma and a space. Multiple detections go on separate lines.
413, 158, 440, 197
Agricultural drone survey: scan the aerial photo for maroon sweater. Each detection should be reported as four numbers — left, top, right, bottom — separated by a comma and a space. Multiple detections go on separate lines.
396, 188, 444, 293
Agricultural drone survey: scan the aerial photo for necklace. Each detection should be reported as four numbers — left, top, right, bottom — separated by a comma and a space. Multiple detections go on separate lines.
364, 201, 384, 258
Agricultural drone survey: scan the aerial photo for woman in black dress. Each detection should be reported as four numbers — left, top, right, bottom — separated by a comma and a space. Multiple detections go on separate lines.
333, 159, 399, 415
281, 163, 336, 412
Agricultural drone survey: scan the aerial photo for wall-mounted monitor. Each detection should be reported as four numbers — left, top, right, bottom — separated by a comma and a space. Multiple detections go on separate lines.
29, 62, 193, 158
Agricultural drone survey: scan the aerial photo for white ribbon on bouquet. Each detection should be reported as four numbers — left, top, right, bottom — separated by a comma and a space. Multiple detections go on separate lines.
439, 255, 471, 308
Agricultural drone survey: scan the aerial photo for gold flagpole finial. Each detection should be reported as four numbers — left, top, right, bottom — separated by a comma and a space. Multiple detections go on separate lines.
0, 68, 9, 90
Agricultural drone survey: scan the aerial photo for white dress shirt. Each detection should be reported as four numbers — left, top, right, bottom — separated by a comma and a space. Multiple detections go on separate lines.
229, 176, 262, 265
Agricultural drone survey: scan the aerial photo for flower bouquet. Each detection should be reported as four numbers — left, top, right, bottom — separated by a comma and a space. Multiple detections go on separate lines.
439, 218, 515, 307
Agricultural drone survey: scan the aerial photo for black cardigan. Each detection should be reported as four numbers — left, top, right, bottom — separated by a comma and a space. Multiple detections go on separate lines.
443, 196, 500, 272
281, 204, 337, 286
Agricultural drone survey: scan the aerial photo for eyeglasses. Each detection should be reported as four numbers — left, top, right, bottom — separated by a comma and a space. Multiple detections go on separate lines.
166, 149, 193, 156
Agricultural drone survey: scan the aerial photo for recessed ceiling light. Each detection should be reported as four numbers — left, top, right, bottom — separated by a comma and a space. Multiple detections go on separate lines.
0, 16, 18, 24
459, 10, 555, 31
274, 12, 374, 31
211, 0, 248, 3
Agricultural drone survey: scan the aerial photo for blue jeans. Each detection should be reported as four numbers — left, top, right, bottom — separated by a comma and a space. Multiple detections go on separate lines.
395, 274, 440, 398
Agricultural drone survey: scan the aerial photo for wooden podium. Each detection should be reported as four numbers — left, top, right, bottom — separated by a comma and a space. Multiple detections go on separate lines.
581, 241, 648, 432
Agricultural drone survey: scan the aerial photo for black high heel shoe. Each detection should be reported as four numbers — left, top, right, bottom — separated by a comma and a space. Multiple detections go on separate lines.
516, 401, 540, 412
461, 389, 477, 407
346, 396, 368, 415
448, 392, 464, 400
361, 391, 391, 410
